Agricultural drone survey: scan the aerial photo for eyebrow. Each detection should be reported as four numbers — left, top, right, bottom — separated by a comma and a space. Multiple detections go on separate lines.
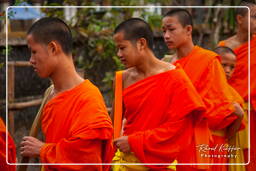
162, 24, 173, 28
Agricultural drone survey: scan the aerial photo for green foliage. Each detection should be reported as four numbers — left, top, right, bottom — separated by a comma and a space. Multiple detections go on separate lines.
144, 12, 162, 32
0, 11, 5, 21
0, 62, 4, 69
1, 46, 12, 56
13, 0, 27, 5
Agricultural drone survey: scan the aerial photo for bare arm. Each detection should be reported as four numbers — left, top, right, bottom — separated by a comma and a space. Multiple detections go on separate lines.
226, 102, 244, 139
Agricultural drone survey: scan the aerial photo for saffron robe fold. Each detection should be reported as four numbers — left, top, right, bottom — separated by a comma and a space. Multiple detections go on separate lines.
40, 80, 114, 171
0, 118, 16, 171
173, 46, 240, 171
173, 46, 237, 130
122, 67, 206, 169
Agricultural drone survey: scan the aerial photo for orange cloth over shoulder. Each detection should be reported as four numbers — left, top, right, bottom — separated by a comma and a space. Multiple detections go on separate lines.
122, 66, 206, 169
40, 80, 114, 171
0, 118, 16, 171
173, 46, 237, 130
219, 37, 256, 109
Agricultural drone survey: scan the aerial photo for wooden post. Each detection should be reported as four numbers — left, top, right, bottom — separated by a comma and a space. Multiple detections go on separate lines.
8, 63, 15, 136
6, 61, 31, 135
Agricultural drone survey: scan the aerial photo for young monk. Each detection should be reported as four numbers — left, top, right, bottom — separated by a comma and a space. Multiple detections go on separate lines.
214, 46, 247, 171
218, 2, 256, 170
214, 46, 236, 80
162, 9, 244, 171
19, 17, 113, 171
0, 117, 16, 171
111, 18, 206, 171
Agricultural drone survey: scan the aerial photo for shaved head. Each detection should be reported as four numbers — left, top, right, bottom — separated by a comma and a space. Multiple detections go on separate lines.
163, 8, 193, 27
27, 17, 72, 55
114, 18, 154, 50
235, 1, 256, 17
214, 46, 236, 57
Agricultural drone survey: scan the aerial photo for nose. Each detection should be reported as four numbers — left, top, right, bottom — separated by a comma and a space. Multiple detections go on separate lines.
163, 32, 170, 40
224, 66, 231, 74
224, 67, 231, 78
29, 55, 35, 65
117, 49, 122, 57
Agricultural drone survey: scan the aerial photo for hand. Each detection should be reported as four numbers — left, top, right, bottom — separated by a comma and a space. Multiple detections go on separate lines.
20, 136, 45, 157
114, 136, 130, 153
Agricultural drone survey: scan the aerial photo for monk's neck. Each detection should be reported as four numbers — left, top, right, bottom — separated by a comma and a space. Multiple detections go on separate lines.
135, 52, 161, 77
236, 28, 250, 44
176, 41, 194, 59
50, 58, 84, 94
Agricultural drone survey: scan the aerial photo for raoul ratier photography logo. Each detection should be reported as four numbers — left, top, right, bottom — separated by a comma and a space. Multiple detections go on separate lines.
197, 144, 241, 159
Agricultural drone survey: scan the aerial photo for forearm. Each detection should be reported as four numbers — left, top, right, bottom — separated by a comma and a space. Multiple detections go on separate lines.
226, 116, 243, 139
226, 102, 244, 139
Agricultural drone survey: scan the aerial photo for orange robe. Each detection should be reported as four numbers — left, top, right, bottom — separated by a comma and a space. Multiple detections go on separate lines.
173, 46, 238, 170
219, 36, 256, 170
219, 37, 256, 108
0, 118, 16, 171
122, 67, 206, 170
40, 80, 114, 171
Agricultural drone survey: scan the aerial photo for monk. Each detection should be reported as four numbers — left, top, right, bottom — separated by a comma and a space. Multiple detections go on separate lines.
111, 18, 206, 171
214, 47, 237, 80
162, 9, 244, 171
0, 117, 16, 171
20, 17, 113, 171
218, 2, 256, 170
214, 46, 247, 171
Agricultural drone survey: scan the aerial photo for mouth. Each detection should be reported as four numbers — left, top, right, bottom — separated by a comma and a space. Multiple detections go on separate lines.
165, 41, 176, 49
165, 41, 173, 46
120, 58, 126, 64
32, 66, 38, 72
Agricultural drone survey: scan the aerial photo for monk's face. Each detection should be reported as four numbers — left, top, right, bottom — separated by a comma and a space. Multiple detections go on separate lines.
238, 5, 256, 34
220, 53, 236, 80
113, 31, 139, 68
27, 34, 57, 78
162, 16, 191, 49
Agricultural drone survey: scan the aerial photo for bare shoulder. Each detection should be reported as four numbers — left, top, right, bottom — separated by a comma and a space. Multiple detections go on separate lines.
160, 61, 176, 72
122, 67, 137, 88
122, 68, 135, 80
224, 35, 241, 49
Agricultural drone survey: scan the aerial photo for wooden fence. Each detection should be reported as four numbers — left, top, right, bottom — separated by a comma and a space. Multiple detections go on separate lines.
7, 61, 43, 135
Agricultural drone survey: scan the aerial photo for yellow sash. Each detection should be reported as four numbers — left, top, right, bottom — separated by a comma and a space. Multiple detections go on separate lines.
112, 150, 177, 171
211, 129, 226, 137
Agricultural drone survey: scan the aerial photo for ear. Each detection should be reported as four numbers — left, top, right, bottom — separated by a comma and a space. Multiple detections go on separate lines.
47, 41, 60, 56
186, 25, 193, 36
136, 38, 147, 51
236, 14, 243, 25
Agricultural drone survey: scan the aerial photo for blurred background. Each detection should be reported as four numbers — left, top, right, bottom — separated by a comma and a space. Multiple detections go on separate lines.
0, 0, 251, 170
